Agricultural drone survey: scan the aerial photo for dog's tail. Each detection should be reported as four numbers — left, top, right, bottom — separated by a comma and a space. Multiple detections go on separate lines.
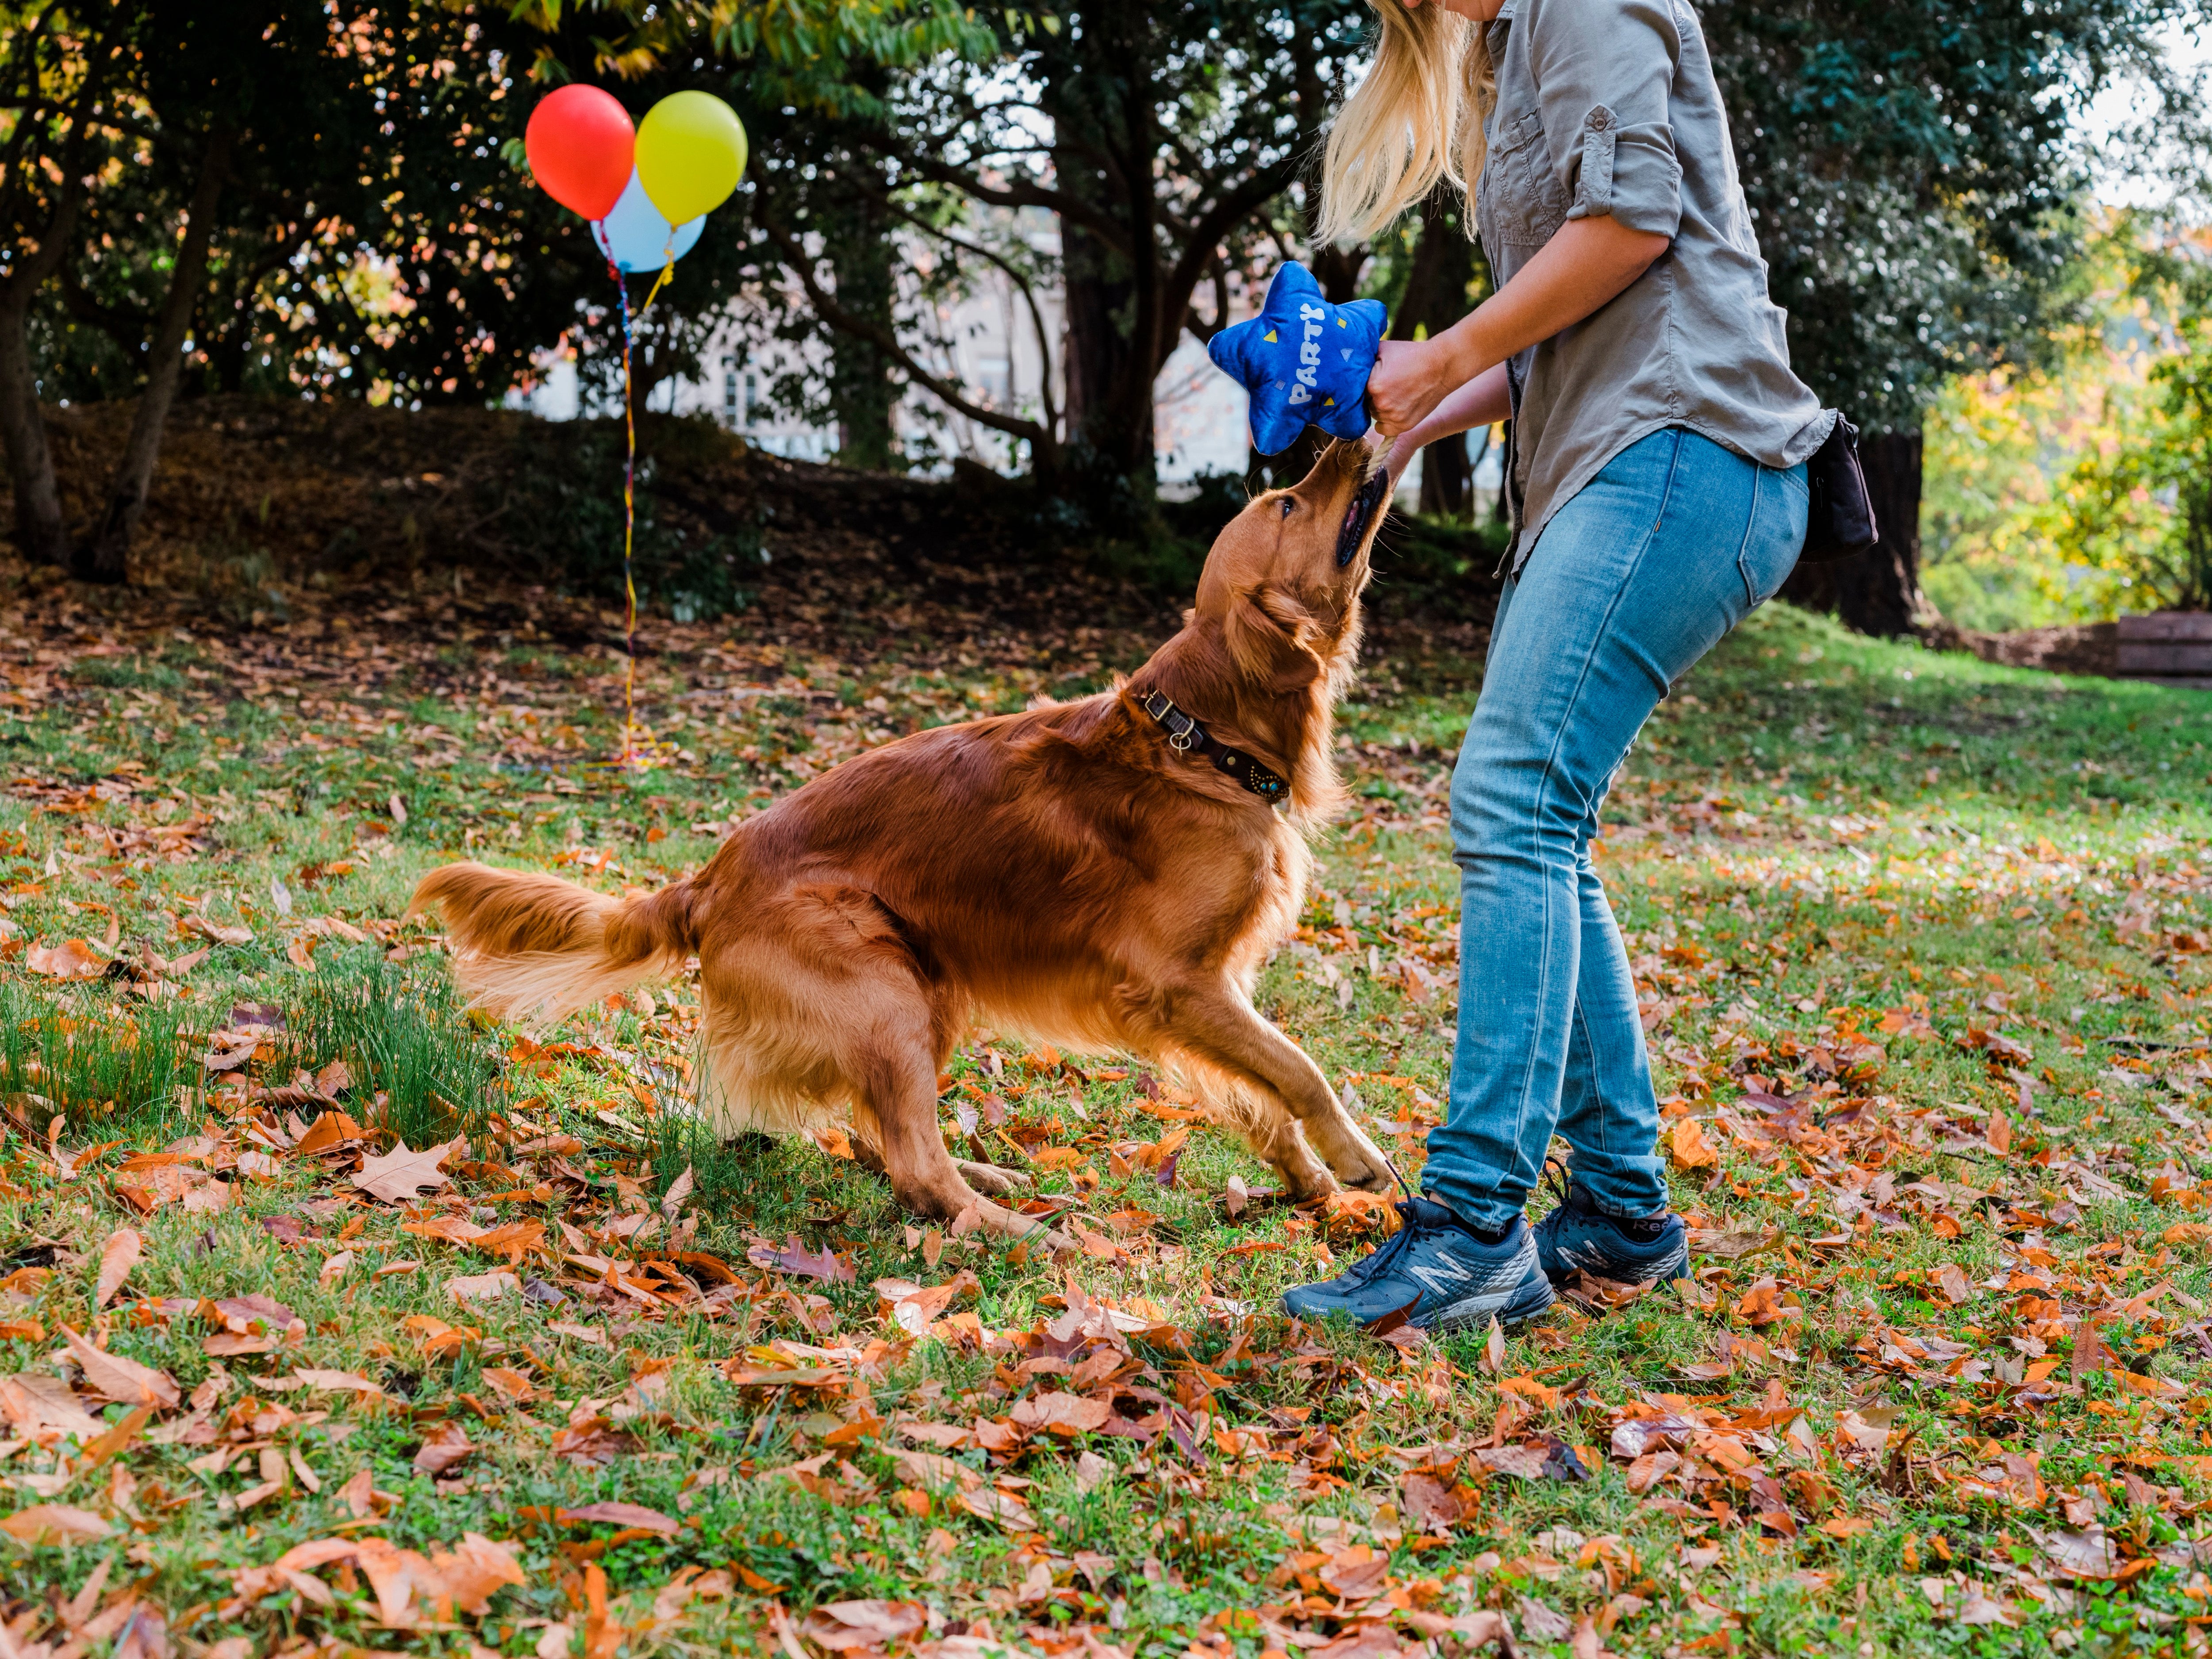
408, 860, 700, 1025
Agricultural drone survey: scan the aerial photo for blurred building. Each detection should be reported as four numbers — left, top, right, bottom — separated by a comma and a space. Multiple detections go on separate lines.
509, 211, 1252, 488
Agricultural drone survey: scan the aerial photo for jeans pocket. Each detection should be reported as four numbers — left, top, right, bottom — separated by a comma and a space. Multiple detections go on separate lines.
1737, 465, 1806, 609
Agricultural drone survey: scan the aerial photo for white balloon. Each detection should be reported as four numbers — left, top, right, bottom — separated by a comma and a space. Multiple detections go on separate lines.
590, 168, 705, 273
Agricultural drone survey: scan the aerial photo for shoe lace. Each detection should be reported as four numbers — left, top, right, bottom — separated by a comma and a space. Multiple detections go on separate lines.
1333, 1200, 1426, 1288
1539, 1155, 1572, 1211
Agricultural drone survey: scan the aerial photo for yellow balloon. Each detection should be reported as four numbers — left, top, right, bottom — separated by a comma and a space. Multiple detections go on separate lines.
634, 92, 748, 226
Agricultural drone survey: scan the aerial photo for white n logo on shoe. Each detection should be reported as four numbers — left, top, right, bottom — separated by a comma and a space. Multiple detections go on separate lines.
1408, 1250, 1478, 1299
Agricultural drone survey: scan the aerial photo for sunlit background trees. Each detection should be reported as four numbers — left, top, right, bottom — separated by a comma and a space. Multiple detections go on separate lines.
1, 0, 2208, 633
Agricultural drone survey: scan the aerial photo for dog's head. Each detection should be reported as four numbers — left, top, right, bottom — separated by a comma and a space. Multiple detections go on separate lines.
1194, 438, 1384, 696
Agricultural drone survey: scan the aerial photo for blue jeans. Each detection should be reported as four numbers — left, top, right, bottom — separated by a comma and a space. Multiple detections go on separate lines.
1421, 427, 1807, 1230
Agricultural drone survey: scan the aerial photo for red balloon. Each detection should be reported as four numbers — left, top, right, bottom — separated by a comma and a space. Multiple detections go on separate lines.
525, 85, 635, 221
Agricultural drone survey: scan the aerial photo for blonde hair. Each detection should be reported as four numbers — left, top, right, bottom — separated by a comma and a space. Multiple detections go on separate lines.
1317, 0, 1497, 248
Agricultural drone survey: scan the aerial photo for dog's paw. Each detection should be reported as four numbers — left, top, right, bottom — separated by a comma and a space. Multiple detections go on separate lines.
1335, 1154, 1394, 1194
954, 1158, 1032, 1196
1314, 1125, 1397, 1194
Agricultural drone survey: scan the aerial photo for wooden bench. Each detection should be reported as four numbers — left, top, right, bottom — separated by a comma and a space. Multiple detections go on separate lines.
2116, 612, 2212, 689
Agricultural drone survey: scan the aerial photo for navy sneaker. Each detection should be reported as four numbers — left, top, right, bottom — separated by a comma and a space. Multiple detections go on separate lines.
1282, 1198, 1555, 1333
1532, 1176, 1689, 1287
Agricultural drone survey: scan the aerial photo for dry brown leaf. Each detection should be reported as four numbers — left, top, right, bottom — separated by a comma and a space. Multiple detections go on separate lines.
1934, 1263, 1973, 1306
412, 1420, 475, 1475
94, 1226, 142, 1309
956, 1486, 1035, 1530
296, 1110, 366, 1155
660, 1163, 694, 1223
1735, 1279, 1786, 1325
804, 1601, 927, 1651
1402, 1471, 1463, 1532
27, 938, 106, 979
889, 1447, 982, 1490
558, 1501, 680, 1535
183, 914, 253, 947
2111, 1368, 2186, 1401
0, 1373, 103, 1438
1009, 1390, 1111, 1435
552, 1420, 642, 1465
1318, 1544, 1390, 1598
480, 1366, 538, 1404
423, 1532, 526, 1615
339, 1467, 379, 1520
1, 1504, 112, 1544
292, 1368, 385, 1397
746, 1236, 854, 1283
352, 1137, 461, 1203
1669, 1118, 1718, 1171
446, 1270, 520, 1306
60, 1326, 180, 1409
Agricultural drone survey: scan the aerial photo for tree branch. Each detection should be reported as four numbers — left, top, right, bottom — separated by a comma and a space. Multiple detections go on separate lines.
756, 207, 1058, 467
873, 195, 1060, 437
1160, 153, 1303, 363
894, 154, 1130, 254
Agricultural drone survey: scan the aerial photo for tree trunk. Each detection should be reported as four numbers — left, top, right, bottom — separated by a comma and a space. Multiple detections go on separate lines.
0, 290, 69, 567
1780, 424, 1926, 637
75, 127, 235, 585
0, 178, 92, 570
1060, 222, 1154, 478
1392, 188, 1482, 518
829, 181, 897, 471
1419, 434, 1471, 517
1310, 244, 1367, 306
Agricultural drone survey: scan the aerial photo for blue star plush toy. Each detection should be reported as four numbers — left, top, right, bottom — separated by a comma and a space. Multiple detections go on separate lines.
1207, 264, 1388, 456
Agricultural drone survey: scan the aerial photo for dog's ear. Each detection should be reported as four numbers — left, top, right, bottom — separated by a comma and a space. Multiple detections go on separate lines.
1224, 581, 1327, 691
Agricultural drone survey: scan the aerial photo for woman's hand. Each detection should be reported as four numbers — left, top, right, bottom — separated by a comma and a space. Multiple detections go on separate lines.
1373, 362, 1515, 488
1366, 337, 1465, 440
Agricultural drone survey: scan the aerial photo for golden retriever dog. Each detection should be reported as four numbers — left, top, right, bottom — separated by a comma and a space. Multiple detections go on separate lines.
412, 438, 1398, 1250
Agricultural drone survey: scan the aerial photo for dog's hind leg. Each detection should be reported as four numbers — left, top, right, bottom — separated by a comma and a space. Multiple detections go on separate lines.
1144, 979, 1397, 1197
848, 1123, 1030, 1198
844, 1010, 1073, 1255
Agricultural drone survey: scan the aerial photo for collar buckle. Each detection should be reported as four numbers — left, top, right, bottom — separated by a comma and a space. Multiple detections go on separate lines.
1136, 687, 1290, 807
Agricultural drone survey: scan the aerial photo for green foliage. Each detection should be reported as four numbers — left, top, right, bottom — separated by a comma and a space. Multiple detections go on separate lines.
2049, 308, 2212, 612
497, 416, 768, 615
1918, 219, 2212, 626
1704, 0, 2208, 436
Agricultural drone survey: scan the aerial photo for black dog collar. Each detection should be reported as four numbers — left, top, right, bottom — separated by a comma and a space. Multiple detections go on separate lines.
1138, 690, 1290, 806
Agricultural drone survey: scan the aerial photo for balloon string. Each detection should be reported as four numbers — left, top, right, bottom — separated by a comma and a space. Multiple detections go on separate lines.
612, 253, 675, 772
617, 261, 640, 769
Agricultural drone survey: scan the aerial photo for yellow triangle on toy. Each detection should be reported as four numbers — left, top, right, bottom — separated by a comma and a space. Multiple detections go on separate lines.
1337, 316, 1348, 326
1322, 396, 1334, 406
1263, 329, 1278, 342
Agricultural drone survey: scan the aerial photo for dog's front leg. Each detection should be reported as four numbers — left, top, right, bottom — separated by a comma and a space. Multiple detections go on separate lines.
1152, 980, 1398, 1195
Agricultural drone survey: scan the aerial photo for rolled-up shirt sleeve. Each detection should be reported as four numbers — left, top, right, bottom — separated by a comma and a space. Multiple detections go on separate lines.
1525, 0, 1684, 239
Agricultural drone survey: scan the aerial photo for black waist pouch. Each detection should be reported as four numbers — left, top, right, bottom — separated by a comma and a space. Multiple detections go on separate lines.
1799, 412, 1878, 564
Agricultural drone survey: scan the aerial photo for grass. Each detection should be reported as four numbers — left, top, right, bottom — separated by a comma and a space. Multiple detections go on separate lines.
0, 595, 2207, 1659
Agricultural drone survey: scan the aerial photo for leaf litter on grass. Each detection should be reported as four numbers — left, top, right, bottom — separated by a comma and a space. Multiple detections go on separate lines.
0, 592, 2207, 1655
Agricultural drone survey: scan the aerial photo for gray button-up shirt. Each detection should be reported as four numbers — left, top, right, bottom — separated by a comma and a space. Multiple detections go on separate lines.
1478, 0, 1832, 569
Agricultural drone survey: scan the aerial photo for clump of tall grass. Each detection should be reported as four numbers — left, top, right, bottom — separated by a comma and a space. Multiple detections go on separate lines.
0, 955, 503, 1146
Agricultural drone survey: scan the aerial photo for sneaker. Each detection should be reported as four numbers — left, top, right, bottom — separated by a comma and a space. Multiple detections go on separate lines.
1532, 1176, 1689, 1286
1282, 1198, 1555, 1333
